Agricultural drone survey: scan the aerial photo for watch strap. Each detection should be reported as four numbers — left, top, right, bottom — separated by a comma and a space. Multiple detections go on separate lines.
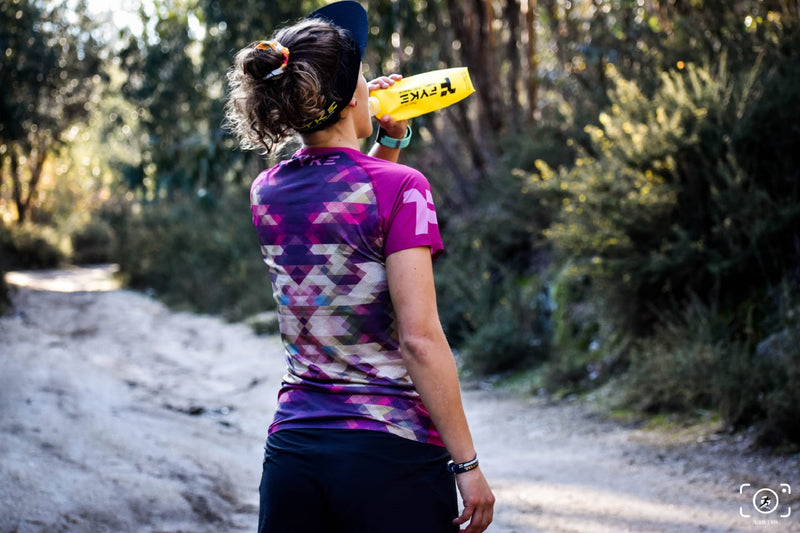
375, 125, 412, 149
446, 455, 479, 475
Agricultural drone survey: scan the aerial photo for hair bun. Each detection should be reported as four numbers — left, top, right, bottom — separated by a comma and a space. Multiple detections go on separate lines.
249, 41, 290, 81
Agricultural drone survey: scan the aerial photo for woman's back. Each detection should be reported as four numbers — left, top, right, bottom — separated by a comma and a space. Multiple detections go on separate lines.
252, 145, 444, 444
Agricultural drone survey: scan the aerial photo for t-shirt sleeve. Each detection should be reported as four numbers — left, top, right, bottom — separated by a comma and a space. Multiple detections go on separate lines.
376, 168, 444, 259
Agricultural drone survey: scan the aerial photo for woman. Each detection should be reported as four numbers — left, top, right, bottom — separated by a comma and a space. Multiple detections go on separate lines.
225, 2, 494, 532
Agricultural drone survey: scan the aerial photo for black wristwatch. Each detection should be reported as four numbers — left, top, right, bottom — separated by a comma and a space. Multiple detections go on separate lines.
375, 125, 412, 149
446, 455, 479, 475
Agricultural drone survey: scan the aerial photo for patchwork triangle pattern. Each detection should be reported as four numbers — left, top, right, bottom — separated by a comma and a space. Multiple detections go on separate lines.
251, 150, 442, 445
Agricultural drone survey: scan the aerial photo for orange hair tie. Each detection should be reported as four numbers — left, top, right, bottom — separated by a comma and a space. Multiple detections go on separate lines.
255, 40, 290, 80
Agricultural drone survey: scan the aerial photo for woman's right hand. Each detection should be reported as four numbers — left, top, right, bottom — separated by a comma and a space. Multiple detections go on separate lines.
452, 467, 495, 532
368, 74, 408, 139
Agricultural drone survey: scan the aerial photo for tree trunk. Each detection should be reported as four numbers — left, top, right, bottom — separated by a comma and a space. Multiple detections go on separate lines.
444, 0, 494, 177
9, 144, 47, 225
525, 0, 539, 123
0, 153, 4, 190
506, 0, 522, 133
474, 0, 504, 134
27, 143, 47, 222
10, 151, 23, 224
446, 0, 505, 136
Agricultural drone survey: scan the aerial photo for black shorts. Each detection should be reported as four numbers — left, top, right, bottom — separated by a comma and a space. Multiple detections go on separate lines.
258, 428, 459, 533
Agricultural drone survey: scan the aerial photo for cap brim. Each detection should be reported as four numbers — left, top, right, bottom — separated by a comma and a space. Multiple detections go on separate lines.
307, 1, 368, 60
298, 1, 368, 133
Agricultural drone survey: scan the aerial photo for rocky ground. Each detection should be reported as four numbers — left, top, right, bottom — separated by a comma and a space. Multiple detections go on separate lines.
1, 266, 797, 532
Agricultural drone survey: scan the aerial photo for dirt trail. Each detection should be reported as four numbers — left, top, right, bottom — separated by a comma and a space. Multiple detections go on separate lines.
1, 266, 797, 533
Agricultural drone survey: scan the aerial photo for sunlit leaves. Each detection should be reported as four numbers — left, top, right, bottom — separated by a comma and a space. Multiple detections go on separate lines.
0, 0, 105, 223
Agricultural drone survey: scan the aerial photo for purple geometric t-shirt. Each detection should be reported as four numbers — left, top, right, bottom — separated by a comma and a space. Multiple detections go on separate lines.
250, 146, 444, 446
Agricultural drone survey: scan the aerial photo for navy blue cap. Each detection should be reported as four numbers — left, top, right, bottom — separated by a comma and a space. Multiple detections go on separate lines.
308, 1, 368, 60
299, 1, 368, 132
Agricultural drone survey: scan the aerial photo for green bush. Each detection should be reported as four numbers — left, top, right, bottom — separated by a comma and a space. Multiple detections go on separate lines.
525, 51, 800, 443
105, 188, 275, 320
762, 343, 800, 445
624, 298, 740, 414
70, 219, 115, 265
457, 274, 550, 375
0, 223, 64, 271
544, 263, 611, 388
0, 222, 64, 314
532, 60, 800, 336
621, 286, 800, 446
433, 145, 554, 376
754, 282, 800, 445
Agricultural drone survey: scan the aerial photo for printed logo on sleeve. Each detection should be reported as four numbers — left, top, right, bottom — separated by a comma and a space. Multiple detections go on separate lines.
402, 189, 438, 235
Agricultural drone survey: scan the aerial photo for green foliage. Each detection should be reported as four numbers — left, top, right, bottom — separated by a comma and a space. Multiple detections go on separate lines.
621, 286, 800, 445
70, 219, 115, 265
105, 188, 275, 320
456, 274, 550, 375
0, 223, 64, 270
544, 263, 606, 387
0, 0, 105, 223
527, 47, 800, 442
0, 0, 104, 144
624, 297, 746, 415
754, 282, 800, 444
434, 131, 556, 375
533, 58, 800, 334
114, 0, 316, 198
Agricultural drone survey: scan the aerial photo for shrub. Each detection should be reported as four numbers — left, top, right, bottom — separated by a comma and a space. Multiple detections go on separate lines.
526, 53, 800, 443
754, 281, 800, 445
457, 274, 550, 375
544, 263, 620, 388
0, 223, 64, 271
624, 298, 739, 414
532, 60, 800, 336
622, 286, 800, 446
0, 222, 65, 314
70, 219, 115, 265
761, 340, 800, 445
105, 187, 275, 320
433, 147, 554, 376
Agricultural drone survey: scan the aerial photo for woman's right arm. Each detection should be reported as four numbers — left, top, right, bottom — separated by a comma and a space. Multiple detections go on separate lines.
367, 75, 408, 164
386, 246, 495, 532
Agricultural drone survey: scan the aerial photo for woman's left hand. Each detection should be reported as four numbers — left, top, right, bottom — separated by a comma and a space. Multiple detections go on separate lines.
368, 74, 408, 139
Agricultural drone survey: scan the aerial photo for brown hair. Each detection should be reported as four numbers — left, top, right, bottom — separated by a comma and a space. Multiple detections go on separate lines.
224, 19, 353, 154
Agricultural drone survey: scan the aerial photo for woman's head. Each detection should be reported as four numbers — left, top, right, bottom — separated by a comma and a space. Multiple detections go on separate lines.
225, 2, 368, 154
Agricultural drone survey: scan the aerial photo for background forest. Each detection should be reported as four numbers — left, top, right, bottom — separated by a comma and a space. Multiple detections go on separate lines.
2, 0, 799, 446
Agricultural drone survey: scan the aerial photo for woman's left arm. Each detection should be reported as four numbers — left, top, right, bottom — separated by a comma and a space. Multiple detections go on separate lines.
386, 246, 495, 533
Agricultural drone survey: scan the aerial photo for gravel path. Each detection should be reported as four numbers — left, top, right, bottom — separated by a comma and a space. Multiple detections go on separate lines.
1, 266, 797, 532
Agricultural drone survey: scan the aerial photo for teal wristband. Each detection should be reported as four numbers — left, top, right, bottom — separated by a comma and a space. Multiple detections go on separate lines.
376, 125, 412, 149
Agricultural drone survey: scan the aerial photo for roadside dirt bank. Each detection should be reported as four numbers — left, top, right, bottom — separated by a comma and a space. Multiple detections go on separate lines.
1, 266, 797, 532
